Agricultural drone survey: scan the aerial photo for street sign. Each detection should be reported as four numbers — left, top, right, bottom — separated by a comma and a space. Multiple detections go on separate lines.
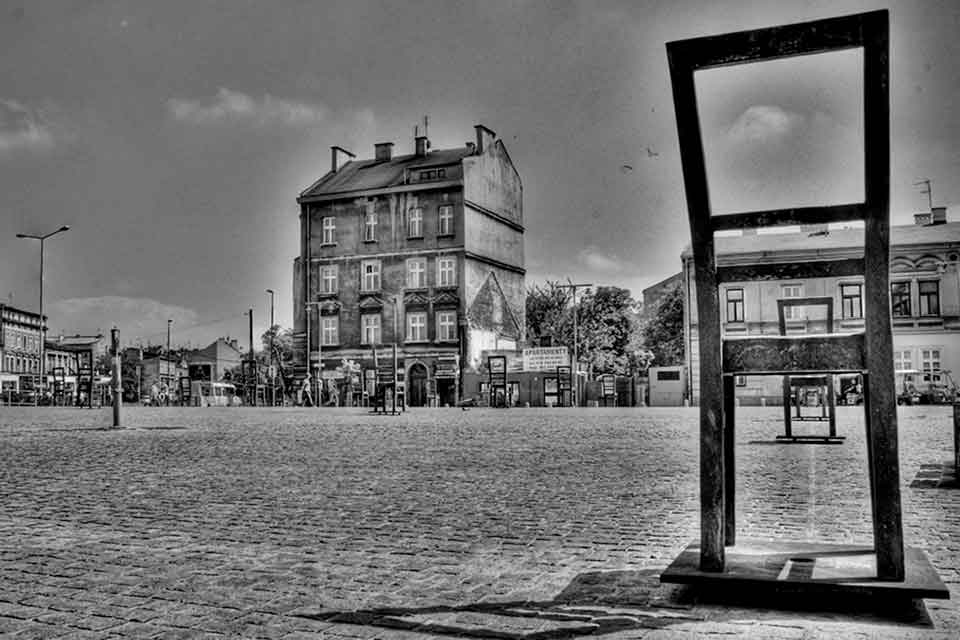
522, 346, 569, 372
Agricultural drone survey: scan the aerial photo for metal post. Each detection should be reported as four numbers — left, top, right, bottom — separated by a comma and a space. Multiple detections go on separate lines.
266, 289, 275, 406
247, 308, 255, 406
166, 318, 172, 406
111, 327, 121, 428
16, 226, 70, 404
559, 280, 591, 407
393, 343, 398, 414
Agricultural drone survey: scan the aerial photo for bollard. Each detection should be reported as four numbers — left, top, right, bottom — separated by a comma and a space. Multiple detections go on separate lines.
761, 397, 766, 407
111, 327, 122, 428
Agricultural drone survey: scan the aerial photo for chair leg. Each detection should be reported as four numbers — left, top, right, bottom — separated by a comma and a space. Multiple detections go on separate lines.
782, 375, 792, 438
723, 375, 736, 546
827, 376, 837, 438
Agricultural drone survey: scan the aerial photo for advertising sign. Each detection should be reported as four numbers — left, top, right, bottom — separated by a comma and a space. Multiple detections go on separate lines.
602, 374, 616, 397
522, 347, 570, 372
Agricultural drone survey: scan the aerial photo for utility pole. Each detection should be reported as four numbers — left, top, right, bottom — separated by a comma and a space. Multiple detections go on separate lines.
266, 289, 275, 406
558, 279, 592, 407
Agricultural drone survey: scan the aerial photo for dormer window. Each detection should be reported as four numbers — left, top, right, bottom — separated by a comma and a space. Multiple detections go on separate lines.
417, 168, 446, 181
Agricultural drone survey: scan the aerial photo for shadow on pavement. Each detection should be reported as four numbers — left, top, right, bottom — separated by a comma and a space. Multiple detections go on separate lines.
294, 568, 933, 638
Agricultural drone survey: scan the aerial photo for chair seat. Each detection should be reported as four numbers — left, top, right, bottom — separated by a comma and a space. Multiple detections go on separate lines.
722, 332, 865, 375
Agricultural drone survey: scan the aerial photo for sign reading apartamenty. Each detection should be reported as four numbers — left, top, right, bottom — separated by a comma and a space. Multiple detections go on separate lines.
522, 346, 570, 372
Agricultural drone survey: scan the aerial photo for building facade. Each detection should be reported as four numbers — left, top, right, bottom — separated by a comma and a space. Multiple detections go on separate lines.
0, 304, 44, 394
682, 211, 960, 404
293, 124, 525, 406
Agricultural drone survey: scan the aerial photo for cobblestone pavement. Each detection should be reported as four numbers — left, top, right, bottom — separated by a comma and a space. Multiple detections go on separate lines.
0, 406, 958, 638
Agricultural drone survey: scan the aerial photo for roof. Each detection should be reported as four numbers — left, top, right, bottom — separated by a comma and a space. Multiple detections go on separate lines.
300, 147, 473, 198
188, 337, 243, 363
46, 335, 103, 353
681, 221, 960, 258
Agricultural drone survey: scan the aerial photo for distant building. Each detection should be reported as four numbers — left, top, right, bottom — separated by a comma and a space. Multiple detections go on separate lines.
640, 272, 682, 324
682, 208, 960, 404
185, 337, 243, 382
0, 304, 44, 394
292, 123, 525, 406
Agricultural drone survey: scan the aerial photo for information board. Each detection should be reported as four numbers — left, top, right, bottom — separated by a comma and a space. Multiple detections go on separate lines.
523, 347, 570, 372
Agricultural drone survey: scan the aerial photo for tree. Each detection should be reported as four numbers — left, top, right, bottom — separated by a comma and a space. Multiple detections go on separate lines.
575, 286, 639, 376
525, 281, 571, 347
641, 284, 684, 368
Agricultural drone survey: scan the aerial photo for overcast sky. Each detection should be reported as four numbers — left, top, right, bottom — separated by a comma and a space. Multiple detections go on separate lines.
1, 0, 958, 348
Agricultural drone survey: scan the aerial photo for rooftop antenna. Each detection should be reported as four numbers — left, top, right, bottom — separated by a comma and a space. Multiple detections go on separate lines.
423, 115, 429, 139
914, 178, 933, 210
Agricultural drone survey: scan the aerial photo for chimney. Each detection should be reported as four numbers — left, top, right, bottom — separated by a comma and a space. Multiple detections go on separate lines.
474, 124, 496, 154
415, 136, 429, 157
374, 142, 394, 162
330, 146, 355, 173
931, 206, 947, 225
465, 141, 476, 154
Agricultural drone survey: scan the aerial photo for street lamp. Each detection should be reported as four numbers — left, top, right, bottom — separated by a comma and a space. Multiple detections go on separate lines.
16, 225, 70, 404
266, 289, 275, 406
305, 301, 322, 407
166, 318, 172, 406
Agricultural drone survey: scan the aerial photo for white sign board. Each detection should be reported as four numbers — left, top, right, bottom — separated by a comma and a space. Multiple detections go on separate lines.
522, 346, 570, 371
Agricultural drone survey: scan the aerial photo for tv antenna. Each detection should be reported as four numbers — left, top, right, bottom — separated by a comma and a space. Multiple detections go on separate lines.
914, 178, 933, 210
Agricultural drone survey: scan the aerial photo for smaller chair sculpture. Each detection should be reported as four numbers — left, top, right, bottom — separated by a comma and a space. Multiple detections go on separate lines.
776, 297, 843, 444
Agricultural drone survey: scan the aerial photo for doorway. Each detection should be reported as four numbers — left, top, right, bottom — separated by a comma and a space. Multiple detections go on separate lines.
408, 363, 428, 407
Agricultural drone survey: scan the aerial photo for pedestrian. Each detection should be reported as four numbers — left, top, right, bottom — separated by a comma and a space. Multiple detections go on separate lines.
299, 374, 313, 407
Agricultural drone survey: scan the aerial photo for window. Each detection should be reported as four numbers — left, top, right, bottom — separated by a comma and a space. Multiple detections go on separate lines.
320, 265, 338, 294
840, 283, 862, 319
418, 168, 446, 181
406, 311, 427, 342
891, 281, 911, 317
361, 314, 381, 345
436, 310, 457, 341
321, 217, 336, 245
735, 375, 747, 387
920, 348, 941, 374
781, 284, 804, 320
893, 349, 912, 370
725, 288, 744, 322
361, 260, 381, 292
438, 205, 454, 235
321, 316, 339, 346
919, 280, 940, 316
437, 256, 457, 287
408, 207, 423, 238
406, 258, 426, 289
364, 207, 377, 242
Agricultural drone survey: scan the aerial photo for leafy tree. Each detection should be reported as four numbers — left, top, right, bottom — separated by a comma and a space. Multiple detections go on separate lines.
641, 284, 684, 367
525, 281, 571, 347
575, 286, 639, 376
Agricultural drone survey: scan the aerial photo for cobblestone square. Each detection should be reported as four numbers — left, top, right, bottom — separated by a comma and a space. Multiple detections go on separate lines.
1, 406, 958, 638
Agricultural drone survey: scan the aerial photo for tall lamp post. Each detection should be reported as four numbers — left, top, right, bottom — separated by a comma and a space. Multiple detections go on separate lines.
166, 318, 172, 406
559, 279, 591, 407
305, 301, 322, 407
16, 225, 70, 404
266, 289, 275, 406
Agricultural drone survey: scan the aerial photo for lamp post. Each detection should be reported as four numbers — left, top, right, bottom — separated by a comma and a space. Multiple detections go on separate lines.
305, 301, 321, 407
16, 225, 70, 404
266, 289, 275, 406
559, 279, 591, 407
166, 318, 172, 406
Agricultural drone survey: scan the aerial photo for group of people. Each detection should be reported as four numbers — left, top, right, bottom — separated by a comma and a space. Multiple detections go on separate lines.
297, 373, 339, 407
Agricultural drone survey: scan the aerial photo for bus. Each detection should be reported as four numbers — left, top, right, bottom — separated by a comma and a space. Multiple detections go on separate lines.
190, 381, 239, 407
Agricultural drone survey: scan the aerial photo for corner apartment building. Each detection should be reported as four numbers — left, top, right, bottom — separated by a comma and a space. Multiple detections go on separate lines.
292, 124, 525, 406
0, 304, 44, 393
682, 208, 960, 404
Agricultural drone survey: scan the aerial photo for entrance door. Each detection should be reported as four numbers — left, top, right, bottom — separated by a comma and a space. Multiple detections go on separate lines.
437, 379, 456, 407
408, 363, 428, 407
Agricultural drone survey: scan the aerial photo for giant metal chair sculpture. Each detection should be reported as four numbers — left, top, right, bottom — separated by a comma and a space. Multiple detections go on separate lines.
661, 10, 947, 597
